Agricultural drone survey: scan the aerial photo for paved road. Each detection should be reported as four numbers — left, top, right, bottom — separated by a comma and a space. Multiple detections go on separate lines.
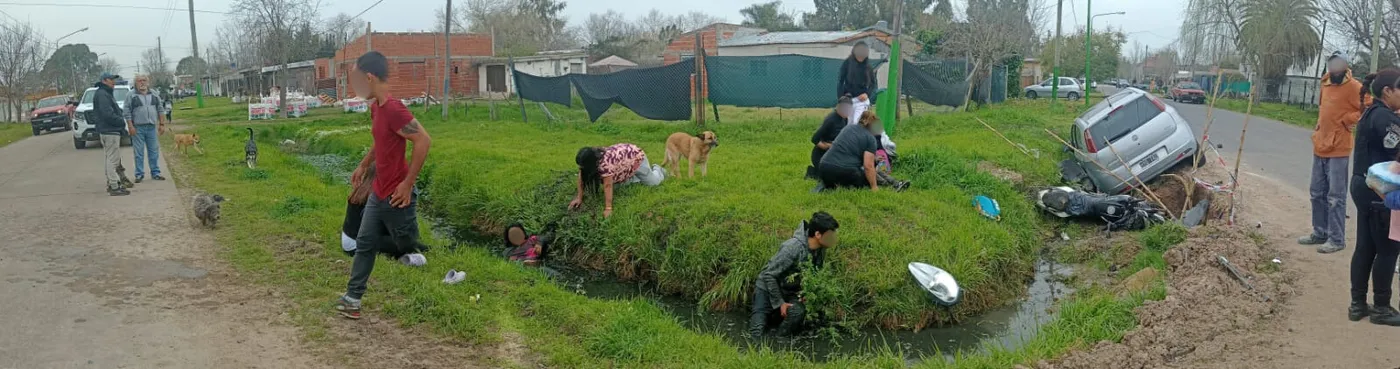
0, 132, 321, 368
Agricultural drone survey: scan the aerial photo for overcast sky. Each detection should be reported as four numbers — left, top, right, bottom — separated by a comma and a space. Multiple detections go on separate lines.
2, 0, 1191, 73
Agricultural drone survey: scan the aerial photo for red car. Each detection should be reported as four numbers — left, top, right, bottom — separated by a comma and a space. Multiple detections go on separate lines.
1169, 82, 1207, 104
29, 95, 77, 136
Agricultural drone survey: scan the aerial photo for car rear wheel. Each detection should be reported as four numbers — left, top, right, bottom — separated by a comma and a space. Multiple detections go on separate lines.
1026, 90, 1039, 99
73, 138, 85, 150
32, 127, 40, 136
1067, 92, 1080, 101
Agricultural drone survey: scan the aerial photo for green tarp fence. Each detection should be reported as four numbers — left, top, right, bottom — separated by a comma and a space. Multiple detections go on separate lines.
705, 55, 886, 108
512, 71, 572, 107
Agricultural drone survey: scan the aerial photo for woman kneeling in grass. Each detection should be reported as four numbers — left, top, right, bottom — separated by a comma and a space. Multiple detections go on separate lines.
816, 111, 909, 192
568, 143, 666, 218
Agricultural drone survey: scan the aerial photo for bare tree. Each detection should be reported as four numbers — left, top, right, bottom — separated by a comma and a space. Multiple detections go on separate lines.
97, 57, 121, 78
1327, 0, 1400, 71
0, 20, 47, 122
233, 0, 317, 117
325, 12, 368, 47
941, 0, 1037, 109
142, 47, 173, 90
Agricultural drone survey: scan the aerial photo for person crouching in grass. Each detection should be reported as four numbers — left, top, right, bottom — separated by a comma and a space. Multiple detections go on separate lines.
808, 97, 853, 179
568, 143, 666, 218
749, 211, 839, 339
816, 111, 909, 192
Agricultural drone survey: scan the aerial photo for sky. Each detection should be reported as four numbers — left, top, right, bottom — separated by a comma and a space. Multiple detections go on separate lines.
0, 0, 1190, 74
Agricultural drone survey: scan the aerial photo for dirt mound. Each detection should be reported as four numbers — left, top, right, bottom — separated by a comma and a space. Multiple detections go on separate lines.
1039, 227, 1296, 369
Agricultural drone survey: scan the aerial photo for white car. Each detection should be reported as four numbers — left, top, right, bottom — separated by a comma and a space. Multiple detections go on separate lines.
1024, 77, 1084, 100
72, 84, 132, 149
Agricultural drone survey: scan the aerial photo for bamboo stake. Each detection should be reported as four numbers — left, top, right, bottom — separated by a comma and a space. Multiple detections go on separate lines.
1191, 69, 1227, 171
975, 117, 1035, 158
1227, 84, 1258, 225
1101, 135, 1178, 220
1045, 129, 1176, 219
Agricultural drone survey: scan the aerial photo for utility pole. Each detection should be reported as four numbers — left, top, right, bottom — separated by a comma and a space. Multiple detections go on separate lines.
189, 0, 203, 107
442, 0, 452, 120
158, 37, 163, 82
1373, 0, 1382, 71
1316, 20, 1328, 78
1052, 0, 1063, 106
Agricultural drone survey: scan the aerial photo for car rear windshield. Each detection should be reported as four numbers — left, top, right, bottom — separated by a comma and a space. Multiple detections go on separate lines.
1178, 82, 1201, 90
1087, 96, 1162, 148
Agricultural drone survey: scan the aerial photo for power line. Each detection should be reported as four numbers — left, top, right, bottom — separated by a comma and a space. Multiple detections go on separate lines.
347, 0, 387, 23
0, 2, 230, 14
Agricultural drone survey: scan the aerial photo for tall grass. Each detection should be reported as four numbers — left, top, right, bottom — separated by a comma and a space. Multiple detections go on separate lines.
0, 123, 35, 147
1207, 97, 1318, 128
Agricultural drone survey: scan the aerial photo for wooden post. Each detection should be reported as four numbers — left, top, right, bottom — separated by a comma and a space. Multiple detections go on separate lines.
1227, 84, 1258, 225
1191, 69, 1226, 170
1103, 135, 1177, 219
510, 57, 527, 122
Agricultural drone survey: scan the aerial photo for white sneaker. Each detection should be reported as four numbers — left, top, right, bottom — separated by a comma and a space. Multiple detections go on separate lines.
399, 253, 426, 267
442, 269, 465, 284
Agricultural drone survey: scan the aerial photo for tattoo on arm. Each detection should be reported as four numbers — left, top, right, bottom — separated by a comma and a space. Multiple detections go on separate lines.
399, 119, 422, 135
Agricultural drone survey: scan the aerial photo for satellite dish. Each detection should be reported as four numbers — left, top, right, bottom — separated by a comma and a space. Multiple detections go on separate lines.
908, 262, 962, 307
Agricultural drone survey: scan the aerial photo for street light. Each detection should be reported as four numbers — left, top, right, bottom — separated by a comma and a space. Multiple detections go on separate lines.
1085, 7, 1125, 106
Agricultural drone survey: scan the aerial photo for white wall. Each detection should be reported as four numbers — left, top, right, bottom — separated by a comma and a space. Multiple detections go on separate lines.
476, 55, 589, 98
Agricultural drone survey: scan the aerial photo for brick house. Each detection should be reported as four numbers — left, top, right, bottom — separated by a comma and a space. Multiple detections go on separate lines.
332, 32, 494, 99
661, 23, 765, 65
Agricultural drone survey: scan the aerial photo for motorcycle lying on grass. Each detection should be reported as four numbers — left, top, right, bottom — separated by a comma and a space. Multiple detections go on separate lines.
1036, 186, 1167, 231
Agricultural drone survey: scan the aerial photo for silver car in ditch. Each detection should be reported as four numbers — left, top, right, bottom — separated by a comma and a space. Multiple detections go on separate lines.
1064, 88, 1197, 194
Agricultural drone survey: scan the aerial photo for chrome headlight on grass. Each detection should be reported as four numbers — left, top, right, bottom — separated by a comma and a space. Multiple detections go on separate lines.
909, 262, 963, 307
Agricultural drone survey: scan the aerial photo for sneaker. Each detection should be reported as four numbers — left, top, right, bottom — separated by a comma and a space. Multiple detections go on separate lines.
1298, 234, 1327, 245
134, 176, 143, 184
119, 177, 134, 189
334, 295, 362, 319
152, 174, 166, 181
1349, 301, 1370, 321
893, 181, 911, 192
108, 187, 130, 196
1369, 305, 1400, 326
398, 253, 426, 267
443, 269, 466, 284
1317, 243, 1346, 254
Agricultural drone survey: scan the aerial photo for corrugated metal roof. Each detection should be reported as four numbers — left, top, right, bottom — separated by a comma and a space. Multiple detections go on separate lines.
719, 31, 864, 47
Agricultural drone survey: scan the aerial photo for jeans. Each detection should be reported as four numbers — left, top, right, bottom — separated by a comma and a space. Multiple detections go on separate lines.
622, 156, 665, 187
101, 134, 122, 189
819, 164, 870, 189
848, 98, 871, 125
748, 287, 805, 339
131, 124, 161, 177
1310, 156, 1348, 245
1351, 177, 1400, 305
346, 190, 423, 300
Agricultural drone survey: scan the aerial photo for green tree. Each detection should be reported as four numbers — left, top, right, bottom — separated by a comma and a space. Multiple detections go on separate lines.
175, 56, 207, 77
740, 1, 799, 31
41, 44, 100, 95
804, 0, 938, 31
1038, 30, 1126, 83
1240, 0, 1320, 97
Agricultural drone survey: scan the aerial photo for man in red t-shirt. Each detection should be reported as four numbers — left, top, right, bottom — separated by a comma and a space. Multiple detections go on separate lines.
336, 51, 434, 319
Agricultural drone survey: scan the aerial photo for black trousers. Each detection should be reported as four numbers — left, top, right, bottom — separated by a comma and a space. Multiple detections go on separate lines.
748, 287, 805, 339
818, 164, 870, 189
1350, 176, 1400, 305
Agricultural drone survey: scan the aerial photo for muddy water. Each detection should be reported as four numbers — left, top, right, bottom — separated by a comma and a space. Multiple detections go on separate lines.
550, 259, 1074, 363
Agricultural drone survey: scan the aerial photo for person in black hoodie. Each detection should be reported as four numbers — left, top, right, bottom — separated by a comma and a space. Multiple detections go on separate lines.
837, 42, 877, 126
807, 97, 854, 179
1347, 67, 1400, 326
92, 73, 134, 196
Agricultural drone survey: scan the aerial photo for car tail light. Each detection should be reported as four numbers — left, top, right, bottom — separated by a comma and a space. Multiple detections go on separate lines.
1083, 128, 1098, 153
1148, 95, 1166, 111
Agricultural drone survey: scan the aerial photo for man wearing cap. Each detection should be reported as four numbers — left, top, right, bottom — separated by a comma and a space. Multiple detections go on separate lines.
1303, 51, 1370, 253
93, 73, 134, 196
124, 76, 167, 183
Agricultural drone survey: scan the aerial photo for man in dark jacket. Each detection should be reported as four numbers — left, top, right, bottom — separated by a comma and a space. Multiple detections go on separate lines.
93, 73, 134, 196
837, 41, 877, 125
749, 211, 839, 339
808, 97, 853, 179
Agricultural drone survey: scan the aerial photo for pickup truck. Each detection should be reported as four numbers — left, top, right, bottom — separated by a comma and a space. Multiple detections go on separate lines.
29, 95, 77, 136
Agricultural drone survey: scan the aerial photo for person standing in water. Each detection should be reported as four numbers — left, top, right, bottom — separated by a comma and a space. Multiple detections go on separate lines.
837, 41, 877, 126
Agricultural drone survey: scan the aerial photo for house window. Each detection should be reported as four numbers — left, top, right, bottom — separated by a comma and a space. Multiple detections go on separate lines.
750, 60, 768, 77
679, 52, 695, 60
570, 62, 583, 74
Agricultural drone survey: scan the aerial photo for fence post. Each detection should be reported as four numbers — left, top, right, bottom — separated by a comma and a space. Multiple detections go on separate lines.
510, 57, 527, 122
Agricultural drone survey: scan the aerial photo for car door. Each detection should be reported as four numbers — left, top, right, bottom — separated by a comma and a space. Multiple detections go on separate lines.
1059, 77, 1079, 97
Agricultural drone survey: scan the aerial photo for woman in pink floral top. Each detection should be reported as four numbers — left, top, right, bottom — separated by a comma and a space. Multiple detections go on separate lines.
568, 143, 666, 218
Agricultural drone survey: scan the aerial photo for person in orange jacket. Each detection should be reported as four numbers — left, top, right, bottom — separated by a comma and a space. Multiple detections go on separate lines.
1305, 51, 1371, 254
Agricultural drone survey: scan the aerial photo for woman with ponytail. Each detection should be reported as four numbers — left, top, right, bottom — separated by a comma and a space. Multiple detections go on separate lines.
1346, 68, 1400, 326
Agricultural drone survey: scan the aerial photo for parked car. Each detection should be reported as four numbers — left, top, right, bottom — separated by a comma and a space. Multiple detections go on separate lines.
1169, 81, 1207, 103
1024, 77, 1084, 100
28, 95, 77, 136
1061, 88, 1198, 194
72, 84, 133, 149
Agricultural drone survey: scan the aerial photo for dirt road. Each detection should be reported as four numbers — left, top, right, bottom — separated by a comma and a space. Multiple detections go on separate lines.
0, 133, 325, 368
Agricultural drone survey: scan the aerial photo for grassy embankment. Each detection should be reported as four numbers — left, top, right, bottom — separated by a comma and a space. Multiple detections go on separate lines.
169, 96, 1179, 368
1208, 98, 1318, 129
0, 123, 32, 147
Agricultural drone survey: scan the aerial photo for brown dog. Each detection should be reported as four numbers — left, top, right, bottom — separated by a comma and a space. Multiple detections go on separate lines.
174, 133, 204, 154
663, 131, 718, 178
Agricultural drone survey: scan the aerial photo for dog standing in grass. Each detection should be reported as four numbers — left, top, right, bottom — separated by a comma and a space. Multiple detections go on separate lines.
174, 133, 203, 154
663, 131, 718, 178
